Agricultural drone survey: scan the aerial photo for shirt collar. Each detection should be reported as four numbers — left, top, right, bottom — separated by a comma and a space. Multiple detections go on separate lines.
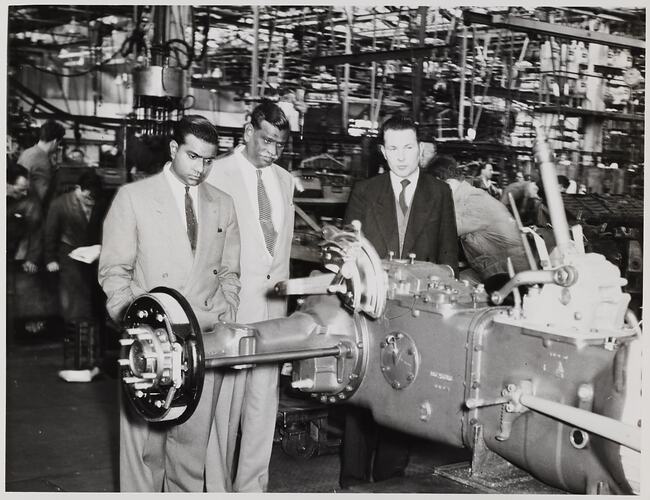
389, 167, 420, 189
164, 162, 198, 194
236, 145, 274, 172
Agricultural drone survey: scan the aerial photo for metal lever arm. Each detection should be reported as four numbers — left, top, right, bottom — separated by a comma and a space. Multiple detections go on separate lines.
490, 265, 577, 305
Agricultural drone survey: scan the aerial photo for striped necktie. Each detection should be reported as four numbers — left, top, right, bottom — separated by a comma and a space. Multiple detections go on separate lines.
184, 186, 198, 252
257, 169, 277, 255
399, 179, 411, 215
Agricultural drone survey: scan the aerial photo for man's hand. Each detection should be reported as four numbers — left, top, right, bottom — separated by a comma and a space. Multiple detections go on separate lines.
46, 261, 60, 272
22, 261, 38, 274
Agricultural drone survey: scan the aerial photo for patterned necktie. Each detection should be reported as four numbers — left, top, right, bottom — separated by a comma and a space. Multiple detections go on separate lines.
184, 186, 198, 252
399, 179, 411, 215
257, 169, 277, 256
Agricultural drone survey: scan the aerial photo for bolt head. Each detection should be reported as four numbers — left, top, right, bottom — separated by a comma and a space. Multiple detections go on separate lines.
577, 384, 594, 401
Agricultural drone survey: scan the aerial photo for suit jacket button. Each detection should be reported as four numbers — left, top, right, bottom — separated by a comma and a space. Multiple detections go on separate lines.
267, 274, 271, 280
213, 269, 218, 275
204, 300, 208, 306
162, 272, 168, 278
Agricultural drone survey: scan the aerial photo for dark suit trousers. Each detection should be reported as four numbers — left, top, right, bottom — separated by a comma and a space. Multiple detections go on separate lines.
340, 406, 410, 486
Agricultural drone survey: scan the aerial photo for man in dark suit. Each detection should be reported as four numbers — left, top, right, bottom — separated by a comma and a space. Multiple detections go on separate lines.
45, 170, 106, 323
344, 115, 458, 267
341, 115, 458, 487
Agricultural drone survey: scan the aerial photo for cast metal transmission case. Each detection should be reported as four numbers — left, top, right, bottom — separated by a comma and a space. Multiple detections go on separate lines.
118, 125, 642, 494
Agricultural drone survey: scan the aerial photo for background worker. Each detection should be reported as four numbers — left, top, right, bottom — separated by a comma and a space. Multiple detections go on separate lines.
45, 170, 107, 380
428, 155, 530, 292
45, 170, 106, 322
7, 161, 42, 274
18, 119, 66, 205
472, 162, 502, 198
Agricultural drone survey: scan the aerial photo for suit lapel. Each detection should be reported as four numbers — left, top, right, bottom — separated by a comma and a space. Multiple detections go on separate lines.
150, 172, 194, 264
65, 192, 88, 234
188, 184, 219, 280
271, 164, 293, 258
370, 174, 399, 255
402, 175, 433, 255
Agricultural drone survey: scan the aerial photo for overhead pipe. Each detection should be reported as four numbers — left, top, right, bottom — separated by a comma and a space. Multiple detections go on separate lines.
251, 6, 259, 100
412, 6, 428, 124
458, 24, 467, 138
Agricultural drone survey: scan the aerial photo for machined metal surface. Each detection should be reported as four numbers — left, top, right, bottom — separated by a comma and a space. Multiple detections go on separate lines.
133, 66, 185, 98
120, 287, 204, 423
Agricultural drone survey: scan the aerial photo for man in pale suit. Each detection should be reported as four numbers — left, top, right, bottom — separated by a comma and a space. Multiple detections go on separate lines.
206, 100, 294, 492
98, 115, 241, 492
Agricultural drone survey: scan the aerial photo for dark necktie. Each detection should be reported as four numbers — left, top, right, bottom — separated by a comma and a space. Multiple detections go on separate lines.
257, 169, 277, 256
184, 186, 198, 252
399, 179, 411, 215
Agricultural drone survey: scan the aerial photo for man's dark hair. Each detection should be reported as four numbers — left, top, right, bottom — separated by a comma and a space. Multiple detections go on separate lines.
557, 175, 570, 189
77, 169, 102, 195
249, 99, 290, 132
465, 161, 483, 177
172, 114, 219, 147
39, 120, 66, 143
7, 161, 29, 184
427, 155, 460, 181
378, 115, 419, 144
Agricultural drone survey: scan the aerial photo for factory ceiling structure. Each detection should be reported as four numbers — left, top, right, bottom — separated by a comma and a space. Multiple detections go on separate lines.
6, 5, 646, 168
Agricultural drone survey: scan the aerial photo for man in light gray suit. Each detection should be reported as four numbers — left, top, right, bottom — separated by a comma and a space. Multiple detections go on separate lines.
206, 100, 294, 492
98, 115, 241, 492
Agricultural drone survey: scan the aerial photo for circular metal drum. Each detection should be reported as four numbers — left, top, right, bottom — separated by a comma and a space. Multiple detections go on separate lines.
120, 287, 204, 424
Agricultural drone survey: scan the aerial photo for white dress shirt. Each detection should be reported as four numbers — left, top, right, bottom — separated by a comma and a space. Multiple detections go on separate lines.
163, 162, 200, 230
389, 167, 420, 211
234, 145, 285, 243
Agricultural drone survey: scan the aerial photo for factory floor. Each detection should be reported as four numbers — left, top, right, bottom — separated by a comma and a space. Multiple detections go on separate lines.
4, 327, 482, 494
